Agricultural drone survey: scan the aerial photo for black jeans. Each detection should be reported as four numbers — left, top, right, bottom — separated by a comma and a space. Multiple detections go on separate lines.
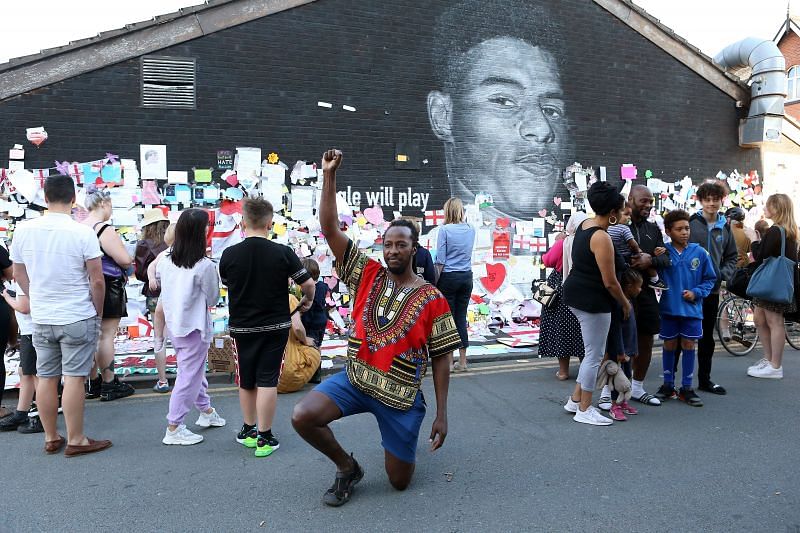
437, 271, 473, 349
673, 292, 719, 386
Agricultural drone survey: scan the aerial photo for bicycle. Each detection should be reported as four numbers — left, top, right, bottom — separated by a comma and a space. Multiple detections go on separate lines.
716, 293, 800, 356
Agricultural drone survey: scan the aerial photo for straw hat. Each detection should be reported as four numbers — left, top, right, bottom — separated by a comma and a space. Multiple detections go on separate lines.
140, 208, 169, 228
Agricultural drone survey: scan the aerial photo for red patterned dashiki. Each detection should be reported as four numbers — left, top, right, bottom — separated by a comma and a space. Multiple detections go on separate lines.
339, 241, 461, 410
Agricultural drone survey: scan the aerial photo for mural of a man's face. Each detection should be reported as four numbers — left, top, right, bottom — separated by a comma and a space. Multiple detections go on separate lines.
429, 37, 571, 219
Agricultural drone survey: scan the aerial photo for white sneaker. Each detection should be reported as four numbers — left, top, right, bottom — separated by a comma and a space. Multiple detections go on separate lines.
163, 424, 204, 445
747, 358, 770, 373
747, 364, 783, 379
195, 408, 226, 428
573, 405, 613, 426
564, 397, 580, 413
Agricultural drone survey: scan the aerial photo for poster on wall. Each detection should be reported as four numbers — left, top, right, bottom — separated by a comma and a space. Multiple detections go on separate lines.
217, 150, 233, 170
140, 145, 167, 179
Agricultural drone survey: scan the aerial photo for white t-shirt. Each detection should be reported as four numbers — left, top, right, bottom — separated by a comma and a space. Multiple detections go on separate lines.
8, 282, 33, 335
10, 213, 102, 325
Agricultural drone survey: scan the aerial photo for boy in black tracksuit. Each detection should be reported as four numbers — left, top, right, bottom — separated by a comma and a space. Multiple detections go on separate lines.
678, 182, 737, 395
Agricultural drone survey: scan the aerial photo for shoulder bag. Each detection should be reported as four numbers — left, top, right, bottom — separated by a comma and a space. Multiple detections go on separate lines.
746, 226, 795, 305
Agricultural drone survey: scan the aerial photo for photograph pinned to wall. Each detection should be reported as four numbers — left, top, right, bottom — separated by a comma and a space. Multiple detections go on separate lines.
140, 145, 167, 179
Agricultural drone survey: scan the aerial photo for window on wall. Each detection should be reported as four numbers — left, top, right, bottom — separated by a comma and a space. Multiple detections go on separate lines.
788, 66, 800, 102
141, 56, 196, 109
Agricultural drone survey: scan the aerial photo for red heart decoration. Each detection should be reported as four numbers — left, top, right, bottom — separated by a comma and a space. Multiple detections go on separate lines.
480, 263, 506, 293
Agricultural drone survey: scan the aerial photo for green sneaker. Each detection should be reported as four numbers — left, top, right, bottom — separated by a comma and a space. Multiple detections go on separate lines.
236, 425, 257, 448
255, 436, 274, 457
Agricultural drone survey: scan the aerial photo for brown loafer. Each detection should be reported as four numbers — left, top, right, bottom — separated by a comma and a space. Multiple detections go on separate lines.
64, 438, 112, 458
44, 436, 66, 454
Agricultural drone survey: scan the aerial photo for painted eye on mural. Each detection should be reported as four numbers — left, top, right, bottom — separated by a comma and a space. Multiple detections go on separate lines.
541, 104, 564, 120
488, 95, 517, 108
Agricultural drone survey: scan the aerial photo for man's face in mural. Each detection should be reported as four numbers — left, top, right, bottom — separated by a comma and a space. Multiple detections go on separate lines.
428, 37, 570, 219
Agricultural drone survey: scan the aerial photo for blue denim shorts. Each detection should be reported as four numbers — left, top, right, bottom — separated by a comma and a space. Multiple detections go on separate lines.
314, 371, 426, 464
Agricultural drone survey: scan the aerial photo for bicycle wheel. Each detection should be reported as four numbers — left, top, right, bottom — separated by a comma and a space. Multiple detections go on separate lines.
717, 295, 758, 356
786, 320, 800, 350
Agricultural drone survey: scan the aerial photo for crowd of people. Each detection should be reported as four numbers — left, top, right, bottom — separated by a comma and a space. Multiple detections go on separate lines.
0, 149, 797, 507
542, 181, 798, 426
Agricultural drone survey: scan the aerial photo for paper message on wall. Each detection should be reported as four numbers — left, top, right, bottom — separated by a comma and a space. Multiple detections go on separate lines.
621, 164, 637, 180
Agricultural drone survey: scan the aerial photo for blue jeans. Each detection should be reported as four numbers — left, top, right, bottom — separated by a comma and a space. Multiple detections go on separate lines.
437, 271, 472, 349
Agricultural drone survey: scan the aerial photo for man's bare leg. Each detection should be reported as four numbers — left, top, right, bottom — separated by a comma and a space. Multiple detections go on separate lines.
291, 391, 353, 472
36, 377, 61, 443
385, 450, 415, 490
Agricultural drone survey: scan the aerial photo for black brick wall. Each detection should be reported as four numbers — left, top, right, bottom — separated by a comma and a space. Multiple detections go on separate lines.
0, 0, 759, 217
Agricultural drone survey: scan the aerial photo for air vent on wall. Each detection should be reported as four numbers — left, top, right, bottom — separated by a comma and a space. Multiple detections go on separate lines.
141, 56, 196, 109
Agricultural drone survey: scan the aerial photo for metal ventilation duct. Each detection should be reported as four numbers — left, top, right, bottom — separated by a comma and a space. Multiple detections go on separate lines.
713, 38, 786, 146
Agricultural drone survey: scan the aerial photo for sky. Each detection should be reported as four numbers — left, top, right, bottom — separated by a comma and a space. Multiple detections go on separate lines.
0, 0, 792, 64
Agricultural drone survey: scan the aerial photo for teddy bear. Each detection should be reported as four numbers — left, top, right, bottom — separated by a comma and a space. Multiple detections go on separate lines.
595, 360, 637, 420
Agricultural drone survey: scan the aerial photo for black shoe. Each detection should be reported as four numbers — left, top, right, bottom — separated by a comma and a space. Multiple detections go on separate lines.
100, 377, 135, 401
309, 365, 322, 384
698, 381, 727, 395
17, 415, 44, 434
236, 424, 257, 446
654, 384, 677, 401
678, 387, 703, 407
322, 454, 364, 507
0, 412, 28, 431
260, 432, 280, 450
86, 376, 102, 399
648, 279, 669, 290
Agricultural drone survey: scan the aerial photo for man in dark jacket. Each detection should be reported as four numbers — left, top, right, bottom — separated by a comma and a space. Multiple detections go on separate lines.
628, 185, 672, 406
684, 182, 738, 395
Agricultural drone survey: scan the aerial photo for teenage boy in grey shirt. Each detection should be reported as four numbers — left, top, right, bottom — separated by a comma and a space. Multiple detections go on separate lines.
11, 175, 111, 457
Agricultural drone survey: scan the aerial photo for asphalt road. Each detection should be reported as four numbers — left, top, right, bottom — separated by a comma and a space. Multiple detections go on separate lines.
2, 348, 800, 532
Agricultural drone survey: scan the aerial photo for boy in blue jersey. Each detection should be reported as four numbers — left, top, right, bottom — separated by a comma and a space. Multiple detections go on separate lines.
654, 210, 717, 406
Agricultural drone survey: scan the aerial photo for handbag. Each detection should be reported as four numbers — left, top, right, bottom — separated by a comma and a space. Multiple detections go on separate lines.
532, 282, 558, 309
728, 263, 756, 299
746, 226, 796, 305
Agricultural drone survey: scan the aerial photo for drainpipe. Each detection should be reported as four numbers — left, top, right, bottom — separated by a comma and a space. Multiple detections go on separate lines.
713, 37, 786, 145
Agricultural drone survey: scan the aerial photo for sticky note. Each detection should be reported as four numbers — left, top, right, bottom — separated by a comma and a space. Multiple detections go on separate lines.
194, 169, 212, 183
621, 164, 637, 180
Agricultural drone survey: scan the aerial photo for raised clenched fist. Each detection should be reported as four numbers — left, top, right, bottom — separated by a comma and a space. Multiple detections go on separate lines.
321, 149, 343, 173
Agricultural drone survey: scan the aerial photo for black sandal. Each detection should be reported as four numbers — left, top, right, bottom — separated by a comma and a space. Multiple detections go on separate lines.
322, 454, 364, 507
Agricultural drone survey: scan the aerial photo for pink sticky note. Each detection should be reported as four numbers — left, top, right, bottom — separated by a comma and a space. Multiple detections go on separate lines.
621, 164, 637, 180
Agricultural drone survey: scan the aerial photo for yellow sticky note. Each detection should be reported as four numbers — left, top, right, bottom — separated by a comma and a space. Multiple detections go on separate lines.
194, 169, 212, 183
357, 215, 367, 227
273, 223, 287, 235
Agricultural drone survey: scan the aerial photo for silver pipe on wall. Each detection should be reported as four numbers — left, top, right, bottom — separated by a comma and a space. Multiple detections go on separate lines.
714, 38, 786, 144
